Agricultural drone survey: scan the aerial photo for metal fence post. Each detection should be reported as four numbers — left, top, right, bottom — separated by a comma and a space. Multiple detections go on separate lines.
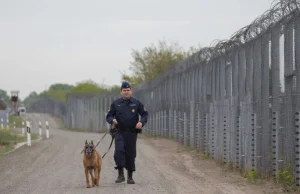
164, 110, 167, 137
224, 115, 227, 164
156, 112, 159, 136
174, 110, 177, 141
272, 111, 279, 177
197, 111, 201, 150
211, 114, 215, 159
295, 112, 300, 186
190, 101, 195, 148
168, 109, 172, 138
252, 113, 257, 172
204, 113, 208, 155
184, 112, 187, 146
236, 116, 241, 169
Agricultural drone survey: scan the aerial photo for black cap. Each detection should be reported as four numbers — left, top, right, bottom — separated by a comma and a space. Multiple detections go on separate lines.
121, 81, 131, 90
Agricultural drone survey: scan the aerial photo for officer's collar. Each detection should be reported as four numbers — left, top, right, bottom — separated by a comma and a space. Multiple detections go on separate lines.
122, 97, 132, 102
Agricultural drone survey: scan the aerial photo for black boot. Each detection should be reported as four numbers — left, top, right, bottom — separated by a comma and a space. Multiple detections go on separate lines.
127, 170, 135, 184
115, 168, 125, 183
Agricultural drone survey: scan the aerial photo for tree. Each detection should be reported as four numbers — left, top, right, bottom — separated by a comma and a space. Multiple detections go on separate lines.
22, 83, 74, 106
48, 83, 73, 92
70, 79, 106, 94
46, 83, 74, 102
22, 91, 40, 107
0, 89, 10, 106
106, 85, 121, 93
121, 39, 201, 88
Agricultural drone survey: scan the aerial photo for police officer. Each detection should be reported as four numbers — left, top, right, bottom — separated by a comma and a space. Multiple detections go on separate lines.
106, 81, 148, 184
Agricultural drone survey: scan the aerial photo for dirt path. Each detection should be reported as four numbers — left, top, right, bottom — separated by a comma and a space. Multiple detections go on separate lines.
0, 113, 287, 194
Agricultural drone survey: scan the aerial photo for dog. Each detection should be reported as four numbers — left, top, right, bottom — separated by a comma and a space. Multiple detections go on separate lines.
82, 140, 102, 188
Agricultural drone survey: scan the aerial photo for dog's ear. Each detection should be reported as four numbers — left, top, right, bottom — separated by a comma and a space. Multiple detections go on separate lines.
85, 140, 87, 145
91, 140, 93, 145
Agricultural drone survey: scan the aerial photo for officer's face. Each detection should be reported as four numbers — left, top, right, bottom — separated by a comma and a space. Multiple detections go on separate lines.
121, 88, 132, 99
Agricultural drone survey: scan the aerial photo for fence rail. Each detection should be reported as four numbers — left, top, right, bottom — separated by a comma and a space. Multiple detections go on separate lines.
29, 0, 300, 184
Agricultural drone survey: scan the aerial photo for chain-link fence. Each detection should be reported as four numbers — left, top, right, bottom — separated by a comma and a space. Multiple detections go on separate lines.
29, 0, 300, 184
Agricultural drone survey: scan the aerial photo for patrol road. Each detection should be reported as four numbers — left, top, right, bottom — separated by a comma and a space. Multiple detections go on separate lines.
0, 113, 285, 194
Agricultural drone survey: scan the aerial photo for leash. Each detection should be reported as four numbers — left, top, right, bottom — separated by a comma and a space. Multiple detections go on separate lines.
102, 123, 118, 158
101, 134, 115, 158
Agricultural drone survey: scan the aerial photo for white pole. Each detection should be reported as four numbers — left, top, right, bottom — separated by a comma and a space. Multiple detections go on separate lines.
26, 121, 31, 146
39, 121, 42, 136
1, 118, 3, 129
46, 121, 49, 139
6, 119, 9, 129
13, 121, 16, 129
22, 121, 25, 135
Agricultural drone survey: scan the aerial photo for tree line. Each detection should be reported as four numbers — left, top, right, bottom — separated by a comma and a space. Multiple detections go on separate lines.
19, 39, 200, 107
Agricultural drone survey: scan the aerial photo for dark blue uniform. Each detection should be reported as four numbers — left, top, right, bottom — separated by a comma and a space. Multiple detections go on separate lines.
106, 96, 148, 172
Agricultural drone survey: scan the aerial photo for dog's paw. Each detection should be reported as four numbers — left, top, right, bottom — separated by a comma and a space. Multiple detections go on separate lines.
86, 184, 91, 188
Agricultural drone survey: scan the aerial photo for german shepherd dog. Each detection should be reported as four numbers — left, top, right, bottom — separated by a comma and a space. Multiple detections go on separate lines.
82, 140, 102, 188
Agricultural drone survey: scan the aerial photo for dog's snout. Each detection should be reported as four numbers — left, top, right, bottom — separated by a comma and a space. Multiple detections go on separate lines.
86, 147, 93, 153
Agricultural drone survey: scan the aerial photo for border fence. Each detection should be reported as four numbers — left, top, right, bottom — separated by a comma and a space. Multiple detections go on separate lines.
29, 0, 300, 184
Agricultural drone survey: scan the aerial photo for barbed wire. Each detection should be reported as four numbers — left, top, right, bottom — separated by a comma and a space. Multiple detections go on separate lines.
189, 0, 300, 64
132, 0, 300, 91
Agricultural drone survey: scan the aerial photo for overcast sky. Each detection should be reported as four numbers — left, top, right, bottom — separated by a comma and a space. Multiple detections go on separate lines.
0, 0, 274, 99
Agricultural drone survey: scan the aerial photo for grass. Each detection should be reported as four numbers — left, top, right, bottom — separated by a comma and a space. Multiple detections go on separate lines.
0, 130, 39, 155
9, 115, 26, 128
0, 145, 14, 155
0, 115, 39, 155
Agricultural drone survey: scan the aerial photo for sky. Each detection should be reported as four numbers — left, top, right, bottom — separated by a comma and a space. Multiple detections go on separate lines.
0, 0, 275, 99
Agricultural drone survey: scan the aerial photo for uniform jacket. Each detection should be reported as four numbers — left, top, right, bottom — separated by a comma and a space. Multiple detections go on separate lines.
106, 97, 148, 129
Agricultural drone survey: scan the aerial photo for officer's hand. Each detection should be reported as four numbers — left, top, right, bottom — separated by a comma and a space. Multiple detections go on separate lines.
113, 119, 118, 125
136, 122, 142, 129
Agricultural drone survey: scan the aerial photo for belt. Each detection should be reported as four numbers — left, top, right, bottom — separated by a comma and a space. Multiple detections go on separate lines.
119, 128, 135, 132
119, 128, 142, 134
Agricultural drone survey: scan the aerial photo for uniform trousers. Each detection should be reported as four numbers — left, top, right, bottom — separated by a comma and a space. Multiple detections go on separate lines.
114, 130, 138, 171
